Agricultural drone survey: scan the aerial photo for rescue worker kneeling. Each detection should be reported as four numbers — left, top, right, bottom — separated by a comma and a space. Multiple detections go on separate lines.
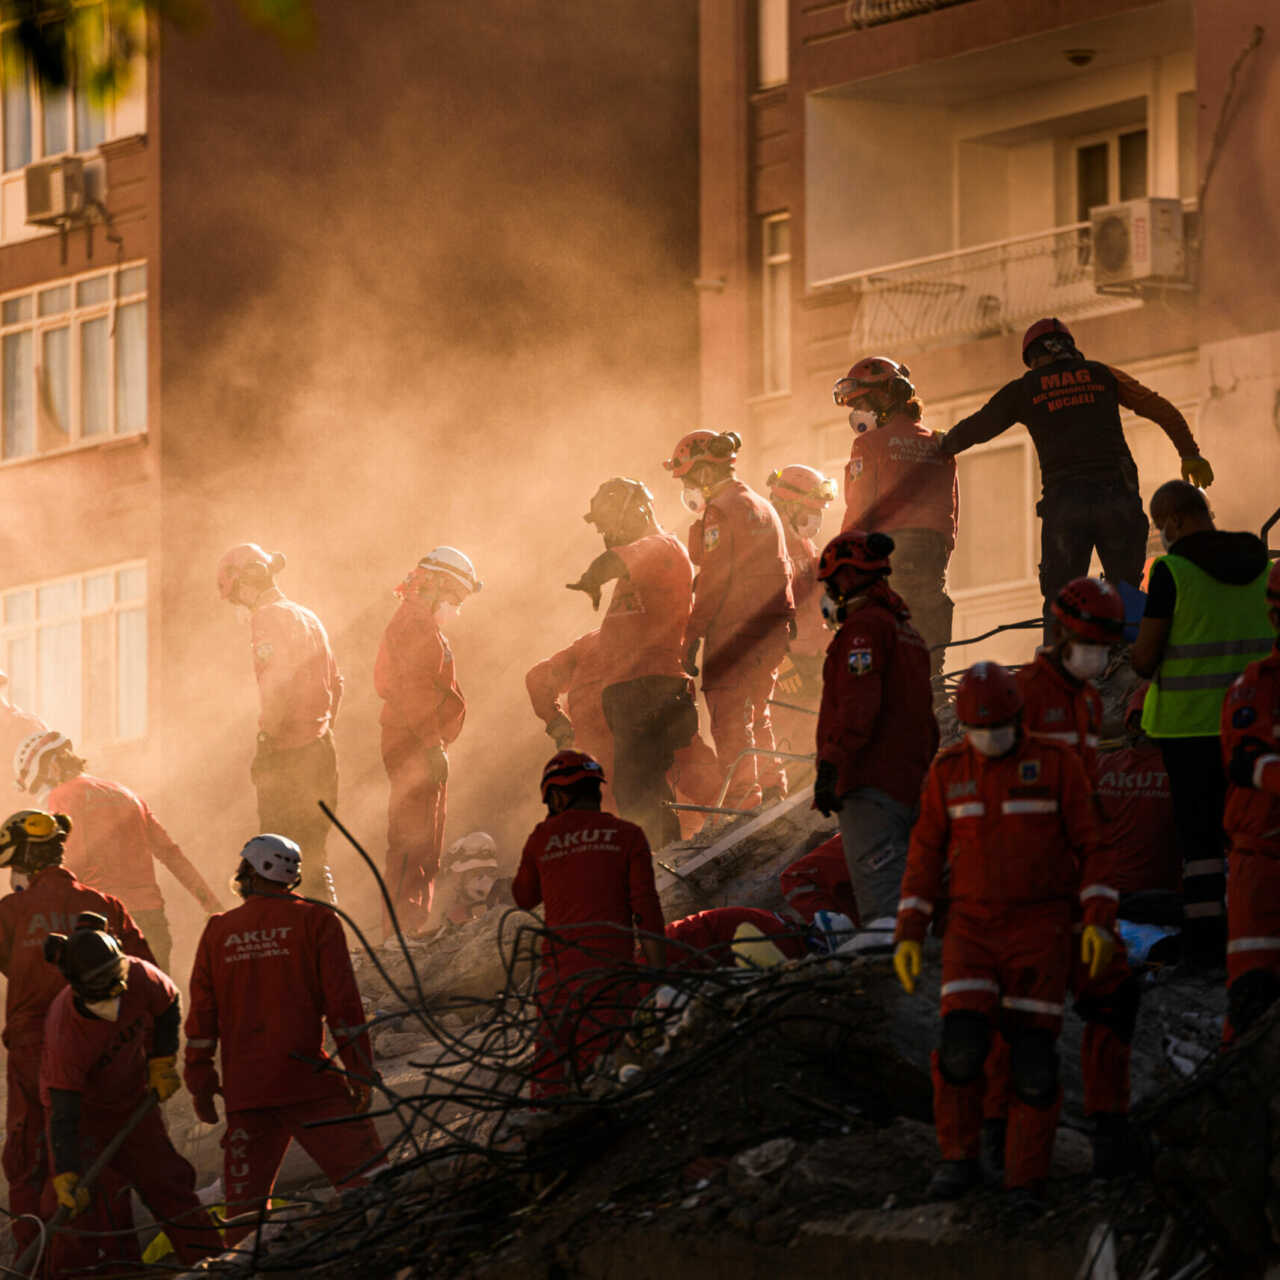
894, 662, 1113, 1204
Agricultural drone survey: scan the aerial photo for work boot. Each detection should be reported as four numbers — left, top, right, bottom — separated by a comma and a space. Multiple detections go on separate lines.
1004, 1182, 1047, 1223
1090, 1112, 1132, 1179
927, 1159, 982, 1201
980, 1118, 1007, 1186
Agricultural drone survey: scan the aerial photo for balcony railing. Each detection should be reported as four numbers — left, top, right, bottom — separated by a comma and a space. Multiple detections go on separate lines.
843, 0, 978, 28
824, 222, 1143, 354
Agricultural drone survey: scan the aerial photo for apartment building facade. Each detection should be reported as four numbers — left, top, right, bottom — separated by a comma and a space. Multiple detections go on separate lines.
700, 0, 1280, 666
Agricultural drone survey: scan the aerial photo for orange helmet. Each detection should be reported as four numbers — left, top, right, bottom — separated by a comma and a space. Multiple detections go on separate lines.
816, 530, 894, 582
832, 357, 914, 407
955, 661, 1023, 727
1051, 577, 1124, 645
767, 464, 837, 512
663, 431, 741, 479
217, 543, 282, 601
540, 750, 607, 801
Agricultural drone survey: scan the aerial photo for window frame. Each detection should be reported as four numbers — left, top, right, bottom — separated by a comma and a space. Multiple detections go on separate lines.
761, 212, 792, 396
1072, 124, 1150, 221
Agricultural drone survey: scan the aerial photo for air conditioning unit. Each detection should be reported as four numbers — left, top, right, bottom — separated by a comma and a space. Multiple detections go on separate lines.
1090, 197, 1186, 288
24, 156, 86, 227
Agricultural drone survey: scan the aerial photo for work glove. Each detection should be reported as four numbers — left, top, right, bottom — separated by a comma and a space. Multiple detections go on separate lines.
893, 940, 921, 995
1081, 925, 1115, 981
565, 573, 604, 611
426, 745, 449, 786
53, 1172, 91, 1217
545, 712, 575, 749
683, 638, 701, 678
776, 655, 804, 697
349, 1076, 377, 1114
148, 1054, 181, 1102
813, 761, 842, 818
1180, 455, 1214, 488
192, 1092, 220, 1125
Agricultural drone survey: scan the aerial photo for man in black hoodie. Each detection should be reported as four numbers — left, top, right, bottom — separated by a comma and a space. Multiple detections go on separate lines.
1132, 481, 1273, 966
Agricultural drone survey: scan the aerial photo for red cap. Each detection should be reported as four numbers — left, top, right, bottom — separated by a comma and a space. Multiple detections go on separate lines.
955, 661, 1023, 727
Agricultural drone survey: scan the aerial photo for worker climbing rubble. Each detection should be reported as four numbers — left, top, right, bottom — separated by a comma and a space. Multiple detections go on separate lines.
0, 809, 154, 1256
14, 728, 222, 972
512, 751, 665, 1098
666, 431, 795, 812
834, 358, 958, 673
218, 542, 344, 904
813, 529, 937, 949
376, 547, 480, 933
567, 477, 699, 848
184, 833, 384, 1245
420, 830, 509, 935
1219, 560, 1280, 1042
40, 913, 220, 1274
894, 661, 1113, 1209
936, 318, 1213, 638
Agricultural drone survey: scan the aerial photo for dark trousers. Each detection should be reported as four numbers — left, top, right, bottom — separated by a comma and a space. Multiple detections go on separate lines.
890, 527, 954, 677
1037, 480, 1148, 643
1158, 734, 1228, 955
251, 731, 339, 902
602, 675, 698, 851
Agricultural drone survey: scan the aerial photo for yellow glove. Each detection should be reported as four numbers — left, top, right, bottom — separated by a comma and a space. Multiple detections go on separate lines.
776, 655, 803, 697
1081, 925, 1115, 981
148, 1055, 181, 1102
893, 940, 921, 995
53, 1171, 90, 1217
1181, 455, 1214, 488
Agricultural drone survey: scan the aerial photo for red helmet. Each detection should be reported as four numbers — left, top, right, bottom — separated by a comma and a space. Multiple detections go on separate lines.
663, 431, 741, 479
1267, 559, 1280, 604
540, 750, 607, 801
832, 357, 914, 407
767, 464, 838, 512
217, 543, 282, 601
1051, 577, 1125, 644
1125, 681, 1150, 733
1021, 317, 1074, 365
955, 661, 1023, 727
816, 530, 894, 582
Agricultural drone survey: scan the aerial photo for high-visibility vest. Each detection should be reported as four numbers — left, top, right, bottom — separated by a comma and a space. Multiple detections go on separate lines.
1142, 554, 1273, 738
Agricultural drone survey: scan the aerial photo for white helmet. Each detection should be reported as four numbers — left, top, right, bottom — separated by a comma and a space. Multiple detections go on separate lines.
419, 547, 482, 596
239, 833, 302, 884
14, 730, 69, 794
443, 831, 499, 875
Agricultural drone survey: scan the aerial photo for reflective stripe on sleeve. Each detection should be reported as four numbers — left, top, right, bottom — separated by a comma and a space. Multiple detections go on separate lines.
1039, 731, 1079, 744
897, 896, 934, 917
1002, 799, 1059, 815
1080, 884, 1120, 902
1001, 996, 1064, 1016
1227, 937, 1280, 954
1184, 859, 1227, 877
1085, 734, 1100, 748
1254, 755, 1280, 789
940, 978, 1000, 998
947, 802, 986, 819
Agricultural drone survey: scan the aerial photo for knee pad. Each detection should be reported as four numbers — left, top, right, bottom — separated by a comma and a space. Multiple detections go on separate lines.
1228, 970, 1280, 1038
1075, 975, 1140, 1044
937, 1010, 991, 1086
1010, 1028, 1059, 1108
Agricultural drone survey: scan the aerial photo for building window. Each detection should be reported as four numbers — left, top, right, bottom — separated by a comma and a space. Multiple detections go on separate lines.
762, 213, 791, 394
949, 439, 1036, 593
757, 0, 788, 89
1, 262, 147, 461
2, 561, 148, 746
0, 10, 111, 173
1075, 127, 1148, 221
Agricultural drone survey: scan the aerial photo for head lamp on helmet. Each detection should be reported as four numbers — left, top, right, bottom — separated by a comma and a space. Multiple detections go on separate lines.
663, 431, 741, 481
767, 465, 838, 513
1021, 317, 1078, 367
540, 750, 606, 802
832, 358, 915, 428
0, 808, 71, 871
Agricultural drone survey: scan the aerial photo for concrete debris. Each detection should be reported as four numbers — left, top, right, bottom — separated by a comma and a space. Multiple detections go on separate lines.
730, 1137, 797, 1186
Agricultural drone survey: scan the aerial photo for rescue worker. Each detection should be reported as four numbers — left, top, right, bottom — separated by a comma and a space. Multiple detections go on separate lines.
779, 833, 860, 925
814, 530, 937, 945
512, 751, 665, 1098
894, 662, 1113, 1204
0, 810, 153, 1253
664, 906, 808, 970
14, 729, 222, 971
184, 834, 384, 1244
567, 478, 699, 847
834, 358, 958, 672
420, 831, 506, 935
1219, 560, 1280, 1041
936, 318, 1213, 638
665, 431, 796, 810
218, 543, 343, 904
1132, 481, 1273, 967
375, 547, 480, 933
40, 914, 219, 1273
0, 669, 45, 819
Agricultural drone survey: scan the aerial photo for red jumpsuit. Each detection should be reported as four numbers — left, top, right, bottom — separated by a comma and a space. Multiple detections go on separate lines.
779, 834, 860, 924
896, 735, 1108, 1187
376, 595, 465, 930
40, 958, 219, 1272
512, 810, 663, 1097
1220, 651, 1280, 1040
0, 866, 151, 1250
688, 480, 795, 807
44, 772, 221, 971
184, 890, 382, 1243
772, 524, 824, 764
248, 587, 343, 901
665, 907, 806, 969
1095, 744, 1178, 895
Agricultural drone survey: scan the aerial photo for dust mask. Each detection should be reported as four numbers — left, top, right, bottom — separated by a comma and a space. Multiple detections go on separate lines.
820, 593, 844, 629
10, 870, 28, 892
1064, 644, 1109, 682
84, 996, 122, 1022
969, 726, 1016, 758
848, 409, 878, 435
434, 601, 461, 624
681, 487, 706, 516
795, 513, 822, 541
461, 872, 496, 904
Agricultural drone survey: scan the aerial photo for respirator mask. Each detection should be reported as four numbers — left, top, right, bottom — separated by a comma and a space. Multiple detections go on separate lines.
681, 487, 707, 516
795, 512, 822, 541
848, 409, 878, 435
968, 725, 1017, 758
1063, 643, 1110, 682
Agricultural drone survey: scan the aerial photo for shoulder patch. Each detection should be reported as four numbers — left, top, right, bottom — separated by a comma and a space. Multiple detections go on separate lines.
704, 526, 721, 552
847, 647, 874, 675
1019, 760, 1041, 783
254, 642, 274, 664
848, 457, 864, 480
1232, 704, 1258, 729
